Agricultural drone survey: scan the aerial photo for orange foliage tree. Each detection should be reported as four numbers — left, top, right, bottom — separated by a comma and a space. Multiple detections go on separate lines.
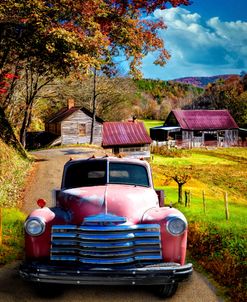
0, 0, 191, 146
0, 0, 191, 77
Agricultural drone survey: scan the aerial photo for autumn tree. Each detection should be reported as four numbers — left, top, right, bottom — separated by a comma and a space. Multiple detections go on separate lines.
0, 0, 191, 146
191, 74, 247, 128
0, 0, 191, 80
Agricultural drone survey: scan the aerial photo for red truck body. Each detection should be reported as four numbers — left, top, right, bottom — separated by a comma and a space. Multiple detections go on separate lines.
20, 156, 192, 298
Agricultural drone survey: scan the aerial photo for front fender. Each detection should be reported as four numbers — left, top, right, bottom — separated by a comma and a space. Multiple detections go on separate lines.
142, 207, 188, 265
25, 207, 70, 260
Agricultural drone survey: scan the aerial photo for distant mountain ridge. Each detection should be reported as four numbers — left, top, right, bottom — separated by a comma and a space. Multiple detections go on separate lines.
172, 74, 237, 88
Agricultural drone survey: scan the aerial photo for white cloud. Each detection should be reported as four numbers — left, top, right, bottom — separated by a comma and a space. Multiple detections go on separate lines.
142, 7, 247, 80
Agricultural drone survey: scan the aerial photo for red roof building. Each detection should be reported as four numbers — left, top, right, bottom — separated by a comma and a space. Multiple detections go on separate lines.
170, 110, 238, 130
102, 121, 152, 158
150, 110, 239, 148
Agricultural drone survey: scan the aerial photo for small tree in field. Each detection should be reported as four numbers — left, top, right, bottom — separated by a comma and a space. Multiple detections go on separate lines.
164, 167, 192, 204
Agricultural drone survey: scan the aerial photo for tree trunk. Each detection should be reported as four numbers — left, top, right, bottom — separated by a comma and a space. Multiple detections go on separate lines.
178, 183, 183, 204
0, 107, 26, 157
90, 68, 97, 144
19, 105, 29, 148
19, 102, 33, 148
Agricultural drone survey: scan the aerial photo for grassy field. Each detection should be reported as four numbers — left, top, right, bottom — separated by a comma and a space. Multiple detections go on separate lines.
151, 147, 247, 232
151, 147, 247, 301
141, 119, 163, 133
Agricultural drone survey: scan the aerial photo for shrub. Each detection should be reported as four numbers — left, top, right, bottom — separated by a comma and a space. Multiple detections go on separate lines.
188, 222, 247, 302
151, 145, 189, 157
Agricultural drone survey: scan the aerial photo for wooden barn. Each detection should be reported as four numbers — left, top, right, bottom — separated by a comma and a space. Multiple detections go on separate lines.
45, 99, 103, 145
102, 120, 152, 158
150, 110, 239, 148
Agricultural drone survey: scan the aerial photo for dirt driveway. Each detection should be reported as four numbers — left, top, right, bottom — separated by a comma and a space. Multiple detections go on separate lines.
0, 148, 225, 302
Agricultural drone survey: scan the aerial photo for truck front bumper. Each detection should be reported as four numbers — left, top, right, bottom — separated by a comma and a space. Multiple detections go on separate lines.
19, 262, 193, 285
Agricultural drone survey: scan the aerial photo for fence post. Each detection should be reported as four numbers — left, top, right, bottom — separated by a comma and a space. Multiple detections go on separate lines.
189, 189, 191, 207
185, 191, 188, 207
202, 190, 206, 214
224, 192, 230, 220
0, 208, 2, 245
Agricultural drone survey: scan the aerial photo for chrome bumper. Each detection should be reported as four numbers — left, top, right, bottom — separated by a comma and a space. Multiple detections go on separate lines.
20, 262, 193, 285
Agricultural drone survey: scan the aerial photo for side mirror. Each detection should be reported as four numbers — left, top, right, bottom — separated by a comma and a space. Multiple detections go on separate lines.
155, 189, 165, 207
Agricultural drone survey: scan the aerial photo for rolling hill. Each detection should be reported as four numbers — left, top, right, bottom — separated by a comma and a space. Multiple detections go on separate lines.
172, 74, 237, 88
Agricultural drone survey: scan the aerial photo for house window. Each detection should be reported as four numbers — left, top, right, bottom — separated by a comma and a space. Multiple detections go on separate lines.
79, 123, 86, 136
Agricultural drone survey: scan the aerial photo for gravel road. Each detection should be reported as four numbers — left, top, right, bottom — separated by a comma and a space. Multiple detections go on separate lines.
0, 148, 225, 302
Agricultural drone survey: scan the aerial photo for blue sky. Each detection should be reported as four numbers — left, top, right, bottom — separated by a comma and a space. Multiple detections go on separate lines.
141, 0, 247, 80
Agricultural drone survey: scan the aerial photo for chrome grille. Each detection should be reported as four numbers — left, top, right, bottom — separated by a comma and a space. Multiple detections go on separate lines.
51, 224, 162, 265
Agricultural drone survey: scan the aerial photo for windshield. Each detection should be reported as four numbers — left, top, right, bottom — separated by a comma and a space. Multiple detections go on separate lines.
63, 160, 149, 189
109, 163, 149, 187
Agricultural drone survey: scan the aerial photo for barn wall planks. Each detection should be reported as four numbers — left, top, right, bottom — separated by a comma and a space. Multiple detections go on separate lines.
61, 111, 102, 145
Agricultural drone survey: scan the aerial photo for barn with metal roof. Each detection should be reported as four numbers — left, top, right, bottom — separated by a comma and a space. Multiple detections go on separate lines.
102, 120, 152, 158
150, 110, 239, 148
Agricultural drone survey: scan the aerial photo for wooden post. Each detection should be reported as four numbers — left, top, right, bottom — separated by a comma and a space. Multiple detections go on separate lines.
224, 192, 230, 220
202, 190, 206, 214
189, 189, 191, 207
185, 191, 188, 207
0, 208, 2, 245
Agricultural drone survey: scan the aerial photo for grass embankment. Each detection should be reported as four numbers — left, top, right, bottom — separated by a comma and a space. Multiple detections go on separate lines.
0, 138, 31, 265
151, 148, 247, 302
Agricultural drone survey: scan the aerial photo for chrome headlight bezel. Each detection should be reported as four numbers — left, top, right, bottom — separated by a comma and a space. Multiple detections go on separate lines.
166, 216, 187, 236
24, 217, 45, 236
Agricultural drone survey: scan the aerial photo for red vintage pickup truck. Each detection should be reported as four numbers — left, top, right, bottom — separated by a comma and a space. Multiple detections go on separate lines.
20, 156, 192, 298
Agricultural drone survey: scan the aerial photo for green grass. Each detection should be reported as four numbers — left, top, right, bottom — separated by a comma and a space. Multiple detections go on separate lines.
141, 119, 163, 132
0, 208, 26, 265
151, 149, 247, 233
152, 152, 237, 166
151, 149, 247, 203
0, 138, 31, 265
161, 186, 247, 233
0, 140, 32, 207
195, 147, 247, 161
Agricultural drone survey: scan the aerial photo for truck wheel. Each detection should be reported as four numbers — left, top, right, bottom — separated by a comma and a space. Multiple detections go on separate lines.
155, 282, 178, 298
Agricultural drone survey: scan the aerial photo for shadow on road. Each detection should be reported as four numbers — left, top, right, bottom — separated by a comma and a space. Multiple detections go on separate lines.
61, 149, 96, 155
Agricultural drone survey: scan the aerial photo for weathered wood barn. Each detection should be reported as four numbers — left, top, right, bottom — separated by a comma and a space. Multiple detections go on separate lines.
150, 110, 239, 148
45, 99, 103, 145
102, 120, 152, 158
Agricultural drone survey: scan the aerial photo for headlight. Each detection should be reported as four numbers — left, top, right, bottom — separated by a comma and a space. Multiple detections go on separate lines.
166, 216, 187, 236
24, 217, 45, 236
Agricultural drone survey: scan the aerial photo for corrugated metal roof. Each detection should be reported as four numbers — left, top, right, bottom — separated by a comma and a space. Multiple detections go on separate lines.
46, 107, 103, 124
102, 121, 152, 147
171, 110, 238, 130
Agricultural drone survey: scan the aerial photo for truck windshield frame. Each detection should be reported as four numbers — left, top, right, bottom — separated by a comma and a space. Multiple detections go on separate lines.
62, 160, 150, 189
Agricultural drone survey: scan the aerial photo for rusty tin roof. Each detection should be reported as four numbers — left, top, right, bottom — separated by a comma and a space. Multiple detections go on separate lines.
170, 110, 238, 130
102, 121, 152, 147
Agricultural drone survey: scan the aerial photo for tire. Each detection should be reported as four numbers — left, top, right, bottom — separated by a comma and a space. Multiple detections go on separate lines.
154, 282, 178, 298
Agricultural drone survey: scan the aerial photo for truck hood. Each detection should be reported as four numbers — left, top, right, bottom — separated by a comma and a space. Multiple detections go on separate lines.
57, 185, 158, 224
